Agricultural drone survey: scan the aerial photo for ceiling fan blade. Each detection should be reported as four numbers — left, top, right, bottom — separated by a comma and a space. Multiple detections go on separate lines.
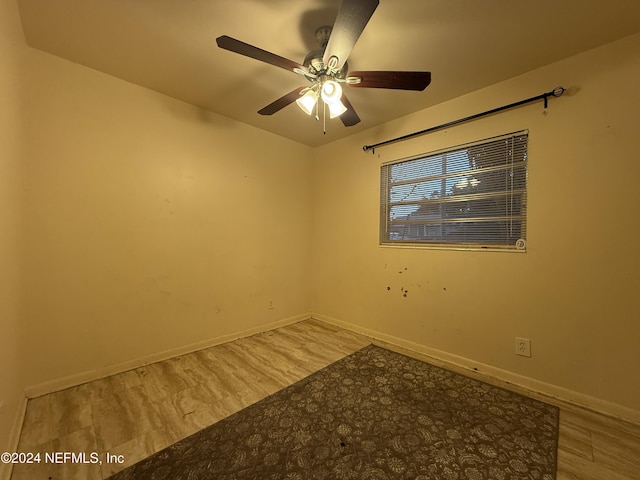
216, 35, 305, 73
346, 71, 432, 91
340, 94, 361, 127
258, 87, 307, 116
323, 0, 379, 71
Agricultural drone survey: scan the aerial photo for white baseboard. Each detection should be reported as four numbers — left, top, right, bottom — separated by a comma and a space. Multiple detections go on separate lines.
312, 312, 640, 425
25, 313, 311, 399
20, 310, 640, 429
0, 396, 27, 480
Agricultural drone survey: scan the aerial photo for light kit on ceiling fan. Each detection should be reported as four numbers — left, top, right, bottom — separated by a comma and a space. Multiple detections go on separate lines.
321, 80, 342, 104
295, 81, 347, 120
320, 80, 347, 118
328, 99, 347, 119
216, 0, 432, 133
295, 89, 319, 115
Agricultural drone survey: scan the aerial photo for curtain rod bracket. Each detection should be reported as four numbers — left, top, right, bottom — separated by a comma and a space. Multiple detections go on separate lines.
362, 85, 566, 153
545, 86, 565, 108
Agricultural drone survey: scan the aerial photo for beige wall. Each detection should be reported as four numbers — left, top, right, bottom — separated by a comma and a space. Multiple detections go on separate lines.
0, 0, 26, 459
22, 49, 313, 390
311, 33, 640, 419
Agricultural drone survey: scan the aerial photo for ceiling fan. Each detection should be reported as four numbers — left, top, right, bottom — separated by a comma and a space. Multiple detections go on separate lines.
216, 0, 431, 129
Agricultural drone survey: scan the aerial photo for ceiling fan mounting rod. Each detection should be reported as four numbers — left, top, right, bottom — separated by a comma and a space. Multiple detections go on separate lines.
315, 26, 332, 49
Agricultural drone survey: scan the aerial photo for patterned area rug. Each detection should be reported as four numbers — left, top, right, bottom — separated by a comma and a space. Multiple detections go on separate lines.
108, 344, 559, 480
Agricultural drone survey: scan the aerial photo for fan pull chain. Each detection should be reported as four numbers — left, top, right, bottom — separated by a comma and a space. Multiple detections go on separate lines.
323, 101, 327, 135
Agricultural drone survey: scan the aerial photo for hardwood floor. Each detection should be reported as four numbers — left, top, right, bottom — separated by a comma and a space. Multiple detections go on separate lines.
10, 319, 640, 479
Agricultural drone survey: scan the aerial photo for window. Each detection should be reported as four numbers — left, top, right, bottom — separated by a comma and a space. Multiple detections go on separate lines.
380, 131, 528, 251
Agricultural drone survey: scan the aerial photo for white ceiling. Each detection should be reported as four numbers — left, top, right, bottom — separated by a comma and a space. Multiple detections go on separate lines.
17, 0, 640, 147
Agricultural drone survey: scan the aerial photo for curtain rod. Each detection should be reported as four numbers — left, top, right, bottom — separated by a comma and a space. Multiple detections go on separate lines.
362, 86, 565, 153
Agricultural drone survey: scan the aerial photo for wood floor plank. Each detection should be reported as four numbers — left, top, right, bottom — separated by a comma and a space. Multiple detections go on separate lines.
557, 447, 637, 480
591, 430, 640, 478
558, 411, 593, 460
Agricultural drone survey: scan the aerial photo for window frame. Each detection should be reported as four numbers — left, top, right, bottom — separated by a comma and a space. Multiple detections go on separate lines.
379, 130, 528, 252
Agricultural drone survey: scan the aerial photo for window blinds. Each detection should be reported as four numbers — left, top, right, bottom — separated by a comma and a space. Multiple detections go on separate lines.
380, 131, 528, 250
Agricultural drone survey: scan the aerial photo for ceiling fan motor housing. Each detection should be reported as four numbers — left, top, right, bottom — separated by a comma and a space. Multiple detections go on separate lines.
303, 26, 348, 79
303, 54, 348, 79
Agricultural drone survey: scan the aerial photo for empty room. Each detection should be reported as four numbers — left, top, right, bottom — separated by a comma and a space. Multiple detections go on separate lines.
1, 0, 639, 479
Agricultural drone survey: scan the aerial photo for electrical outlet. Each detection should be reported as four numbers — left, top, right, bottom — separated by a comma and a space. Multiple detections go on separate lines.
515, 337, 531, 357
